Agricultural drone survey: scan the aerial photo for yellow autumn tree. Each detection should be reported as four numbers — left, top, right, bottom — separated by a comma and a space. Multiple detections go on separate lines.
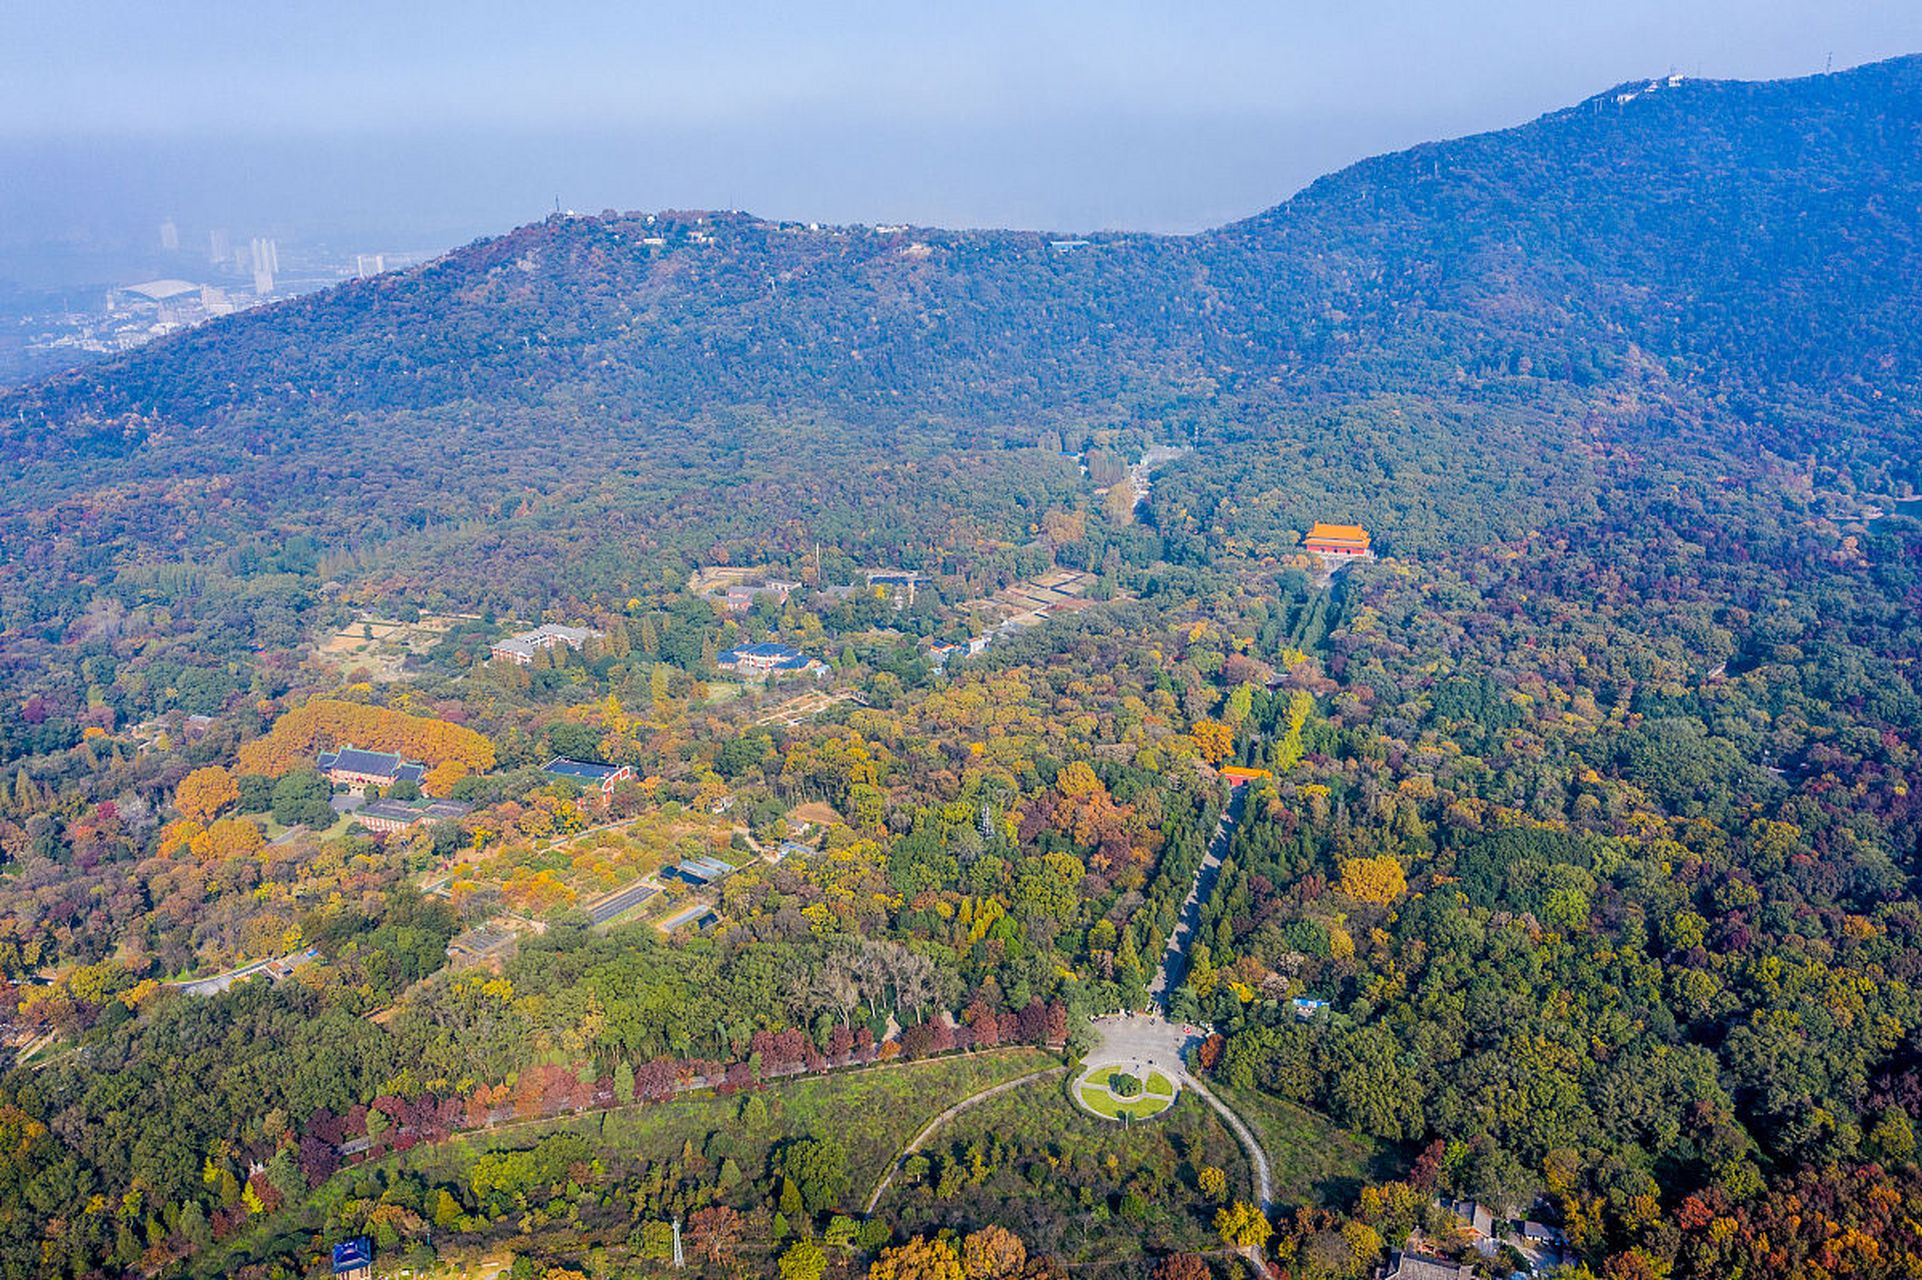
203, 817, 266, 861
1055, 760, 1103, 799
1215, 1201, 1272, 1250
1191, 719, 1235, 765
174, 766, 239, 822
423, 760, 470, 798
1338, 856, 1408, 904
159, 819, 205, 858
237, 698, 496, 776
868, 1236, 965, 1280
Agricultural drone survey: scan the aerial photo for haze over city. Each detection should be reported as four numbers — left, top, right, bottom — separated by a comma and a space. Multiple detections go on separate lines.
6, 0, 1922, 272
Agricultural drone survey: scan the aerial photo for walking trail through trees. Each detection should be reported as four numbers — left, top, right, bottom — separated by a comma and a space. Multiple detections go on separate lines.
862, 1065, 1069, 1214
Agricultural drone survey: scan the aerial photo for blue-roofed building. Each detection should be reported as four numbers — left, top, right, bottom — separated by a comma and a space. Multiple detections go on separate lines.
316, 745, 426, 795
332, 1237, 374, 1280
676, 855, 736, 884
716, 642, 827, 679
543, 756, 633, 801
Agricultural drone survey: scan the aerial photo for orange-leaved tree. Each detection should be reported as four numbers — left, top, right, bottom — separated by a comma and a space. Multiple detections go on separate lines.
959, 1226, 1026, 1279
237, 699, 496, 776
1191, 718, 1235, 765
174, 766, 239, 822
423, 760, 471, 798
867, 1236, 964, 1280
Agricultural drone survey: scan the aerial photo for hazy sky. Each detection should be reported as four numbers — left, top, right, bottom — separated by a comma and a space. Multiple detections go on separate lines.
4, 1, 1920, 280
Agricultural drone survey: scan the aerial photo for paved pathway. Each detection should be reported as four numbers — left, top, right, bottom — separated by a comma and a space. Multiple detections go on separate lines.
863, 1065, 1066, 1214
1186, 1073, 1274, 1212
167, 946, 319, 997
1073, 781, 1276, 1216
1147, 787, 1245, 1010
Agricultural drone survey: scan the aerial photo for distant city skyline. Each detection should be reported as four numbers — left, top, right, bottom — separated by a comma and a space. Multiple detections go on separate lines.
3, 1, 1920, 290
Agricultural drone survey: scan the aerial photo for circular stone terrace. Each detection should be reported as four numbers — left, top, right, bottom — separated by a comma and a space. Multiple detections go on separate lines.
1071, 1012, 1202, 1120
1076, 1062, 1179, 1119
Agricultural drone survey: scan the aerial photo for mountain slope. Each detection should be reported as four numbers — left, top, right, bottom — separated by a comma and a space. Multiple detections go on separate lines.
9, 59, 1922, 457
1211, 57, 1922, 449
1, 56, 1918, 624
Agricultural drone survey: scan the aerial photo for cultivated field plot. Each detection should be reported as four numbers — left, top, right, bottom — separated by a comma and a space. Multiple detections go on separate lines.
447, 810, 744, 919
313, 613, 475, 681
960, 567, 1098, 628
686, 565, 762, 594
752, 686, 862, 726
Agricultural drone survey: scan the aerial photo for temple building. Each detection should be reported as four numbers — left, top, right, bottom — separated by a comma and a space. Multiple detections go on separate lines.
1301, 522, 1372, 555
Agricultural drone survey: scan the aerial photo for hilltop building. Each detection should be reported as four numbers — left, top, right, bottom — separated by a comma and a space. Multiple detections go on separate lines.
317, 746, 425, 794
1302, 522, 1372, 555
1441, 1199, 1497, 1239
332, 1239, 374, 1280
490, 623, 602, 664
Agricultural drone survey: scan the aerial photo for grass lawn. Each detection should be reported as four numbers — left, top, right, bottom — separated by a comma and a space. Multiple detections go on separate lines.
409, 1047, 1055, 1197
1214, 1082, 1390, 1210
891, 1080, 1247, 1272
222, 1049, 1057, 1277
257, 810, 355, 841
1077, 1064, 1177, 1120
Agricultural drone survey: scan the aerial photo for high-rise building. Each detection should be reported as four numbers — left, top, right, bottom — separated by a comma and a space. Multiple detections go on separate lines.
210, 228, 230, 265
356, 253, 386, 278
247, 238, 278, 294
159, 220, 179, 252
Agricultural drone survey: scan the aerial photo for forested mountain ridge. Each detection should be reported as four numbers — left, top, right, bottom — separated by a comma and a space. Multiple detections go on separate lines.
1217, 55, 1922, 460
5, 55, 1919, 472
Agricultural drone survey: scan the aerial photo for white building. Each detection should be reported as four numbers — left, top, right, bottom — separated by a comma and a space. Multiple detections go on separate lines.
490, 623, 603, 665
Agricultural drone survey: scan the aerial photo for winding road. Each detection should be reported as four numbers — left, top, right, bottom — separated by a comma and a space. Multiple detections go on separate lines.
167, 946, 318, 997
860, 778, 1277, 1236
